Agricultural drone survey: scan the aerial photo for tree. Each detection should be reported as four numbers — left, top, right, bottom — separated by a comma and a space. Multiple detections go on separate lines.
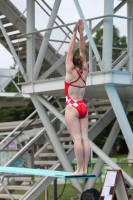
93, 25, 127, 62
0, 102, 35, 122
94, 111, 133, 156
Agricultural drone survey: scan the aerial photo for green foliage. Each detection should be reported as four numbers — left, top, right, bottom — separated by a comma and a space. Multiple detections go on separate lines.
93, 28, 103, 60
0, 101, 35, 122
112, 26, 127, 61
94, 111, 133, 155
93, 25, 127, 61
94, 118, 116, 150
5, 77, 19, 93
127, 111, 133, 130
10, 57, 17, 69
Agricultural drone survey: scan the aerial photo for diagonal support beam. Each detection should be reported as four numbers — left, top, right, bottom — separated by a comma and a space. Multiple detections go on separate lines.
36, 94, 65, 124
89, 139, 133, 186
0, 19, 28, 82
105, 84, 133, 158
1, 183, 14, 200
85, 100, 132, 190
31, 94, 82, 193
113, 53, 129, 70
34, 0, 62, 80
40, 55, 67, 79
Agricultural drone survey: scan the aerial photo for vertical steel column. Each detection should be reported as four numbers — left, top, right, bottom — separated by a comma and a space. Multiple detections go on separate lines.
85, 101, 132, 190
73, 0, 104, 71
53, 178, 57, 200
102, 0, 114, 71
34, 0, 61, 80
127, 19, 133, 72
31, 95, 82, 193
127, 0, 133, 71
89, 20, 93, 72
105, 84, 133, 158
27, 0, 35, 81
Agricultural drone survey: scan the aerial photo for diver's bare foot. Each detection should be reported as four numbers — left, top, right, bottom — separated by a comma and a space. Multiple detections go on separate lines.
71, 170, 85, 176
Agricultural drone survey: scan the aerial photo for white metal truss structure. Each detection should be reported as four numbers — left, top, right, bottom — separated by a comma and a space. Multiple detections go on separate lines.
0, 68, 30, 107
0, 0, 133, 199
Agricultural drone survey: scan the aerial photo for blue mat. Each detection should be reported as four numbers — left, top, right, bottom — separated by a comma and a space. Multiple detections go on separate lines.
0, 166, 96, 179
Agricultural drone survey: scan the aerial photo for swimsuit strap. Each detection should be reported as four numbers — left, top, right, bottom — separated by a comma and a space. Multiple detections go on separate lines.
64, 69, 86, 97
74, 69, 86, 85
68, 70, 81, 85
69, 85, 85, 88
70, 69, 86, 88
67, 69, 86, 88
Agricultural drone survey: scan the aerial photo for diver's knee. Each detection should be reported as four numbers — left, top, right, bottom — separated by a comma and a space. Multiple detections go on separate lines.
82, 138, 89, 142
73, 138, 82, 142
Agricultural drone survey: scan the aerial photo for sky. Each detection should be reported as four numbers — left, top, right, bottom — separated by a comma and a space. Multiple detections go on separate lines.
0, 0, 127, 69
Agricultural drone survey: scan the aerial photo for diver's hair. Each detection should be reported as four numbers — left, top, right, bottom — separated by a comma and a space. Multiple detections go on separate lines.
73, 54, 83, 73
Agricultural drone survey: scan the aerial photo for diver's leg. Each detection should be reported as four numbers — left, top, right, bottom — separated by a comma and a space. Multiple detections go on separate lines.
65, 105, 84, 175
80, 116, 91, 174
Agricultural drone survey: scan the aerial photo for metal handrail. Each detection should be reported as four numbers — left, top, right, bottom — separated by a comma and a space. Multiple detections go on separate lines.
0, 110, 37, 148
0, 96, 52, 148
17, 14, 132, 38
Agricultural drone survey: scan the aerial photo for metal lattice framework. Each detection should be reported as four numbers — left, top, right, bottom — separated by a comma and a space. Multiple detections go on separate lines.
0, 0, 133, 199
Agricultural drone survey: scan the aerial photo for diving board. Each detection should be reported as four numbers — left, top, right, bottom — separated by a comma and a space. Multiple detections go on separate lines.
0, 166, 96, 179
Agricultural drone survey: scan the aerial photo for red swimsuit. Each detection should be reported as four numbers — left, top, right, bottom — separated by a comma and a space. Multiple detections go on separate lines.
64, 69, 88, 119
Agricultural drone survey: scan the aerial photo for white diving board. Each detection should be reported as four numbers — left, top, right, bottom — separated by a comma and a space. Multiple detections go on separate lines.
0, 167, 96, 179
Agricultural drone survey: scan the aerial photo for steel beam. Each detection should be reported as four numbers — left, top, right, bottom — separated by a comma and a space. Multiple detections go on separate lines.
0, 0, 66, 77
34, 0, 62, 80
21, 163, 68, 200
102, 0, 114, 70
127, 0, 133, 71
26, 0, 35, 81
85, 100, 132, 190
31, 94, 82, 193
89, 139, 133, 186
39, 1, 127, 80
0, 19, 28, 81
105, 84, 133, 158
113, 54, 129, 70
89, 21, 93, 72
0, 0, 26, 33
0, 110, 37, 149
36, 94, 65, 124
73, 0, 104, 71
